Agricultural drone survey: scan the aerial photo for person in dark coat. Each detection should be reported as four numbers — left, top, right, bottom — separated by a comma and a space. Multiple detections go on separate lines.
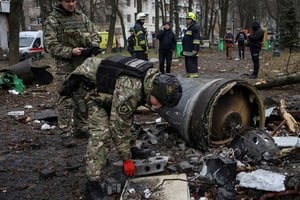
235, 28, 247, 60
248, 21, 264, 78
127, 27, 135, 56
156, 22, 177, 73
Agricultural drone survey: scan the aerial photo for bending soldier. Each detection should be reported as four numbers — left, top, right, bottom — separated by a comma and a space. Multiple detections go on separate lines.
60, 56, 182, 199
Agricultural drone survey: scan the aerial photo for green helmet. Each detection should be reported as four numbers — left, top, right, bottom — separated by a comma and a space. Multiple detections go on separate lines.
151, 74, 182, 107
186, 12, 197, 21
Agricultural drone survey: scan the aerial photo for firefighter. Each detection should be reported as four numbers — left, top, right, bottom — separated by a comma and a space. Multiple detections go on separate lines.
182, 12, 201, 78
133, 12, 148, 61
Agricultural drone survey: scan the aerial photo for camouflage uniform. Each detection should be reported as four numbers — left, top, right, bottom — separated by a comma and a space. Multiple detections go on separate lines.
43, 4, 101, 133
69, 57, 158, 181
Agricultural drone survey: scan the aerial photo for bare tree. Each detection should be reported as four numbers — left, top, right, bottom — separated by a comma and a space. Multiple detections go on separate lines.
106, 0, 118, 53
137, 0, 142, 13
155, 0, 160, 33
218, 0, 229, 38
174, 0, 180, 37
117, 8, 127, 49
8, 0, 24, 65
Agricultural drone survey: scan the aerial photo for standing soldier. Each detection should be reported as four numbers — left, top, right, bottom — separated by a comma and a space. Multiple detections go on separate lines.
59, 56, 182, 199
44, 0, 101, 137
182, 12, 201, 78
133, 12, 148, 61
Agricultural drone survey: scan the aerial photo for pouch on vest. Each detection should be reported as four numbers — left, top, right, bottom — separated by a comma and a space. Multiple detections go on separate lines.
96, 55, 153, 94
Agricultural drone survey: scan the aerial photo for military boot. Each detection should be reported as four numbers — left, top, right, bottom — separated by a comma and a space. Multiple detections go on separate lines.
85, 180, 105, 200
131, 146, 151, 159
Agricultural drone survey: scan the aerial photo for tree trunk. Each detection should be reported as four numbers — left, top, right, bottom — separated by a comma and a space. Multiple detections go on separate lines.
40, 0, 53, 24
155, 0, 160, 33
8, 0, 24, 65
106, 0, 118, 54
117, 8, 126, 49
219, 0, 229, 38
203, 0, 209, 38
254, 73, 300, 89
137, 0, 142, 13
169, 0, 174, 25
174, 0, 180, 37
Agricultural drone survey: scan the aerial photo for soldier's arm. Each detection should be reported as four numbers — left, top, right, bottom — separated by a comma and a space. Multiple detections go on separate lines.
109, 76, 143, 160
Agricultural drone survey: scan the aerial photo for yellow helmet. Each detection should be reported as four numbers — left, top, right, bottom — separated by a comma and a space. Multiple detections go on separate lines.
186, 12, 197, 21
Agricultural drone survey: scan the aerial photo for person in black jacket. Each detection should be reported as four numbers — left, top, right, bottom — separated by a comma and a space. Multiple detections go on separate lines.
235, 29, 247, 60
127, 27, 135, 56
182, 12, 201, 78
156, 22, 177, 73
248, 21, 264, 78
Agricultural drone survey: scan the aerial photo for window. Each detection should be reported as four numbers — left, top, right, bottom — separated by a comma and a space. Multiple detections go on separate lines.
127, 0, 130, 6
127, 14, 131, 23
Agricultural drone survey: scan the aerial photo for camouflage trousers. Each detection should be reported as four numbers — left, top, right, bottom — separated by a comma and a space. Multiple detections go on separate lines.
85, 100, 133, 181
56, 74, 88, 134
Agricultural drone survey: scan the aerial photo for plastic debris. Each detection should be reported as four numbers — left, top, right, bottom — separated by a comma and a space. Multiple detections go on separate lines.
237, 169, 286, 192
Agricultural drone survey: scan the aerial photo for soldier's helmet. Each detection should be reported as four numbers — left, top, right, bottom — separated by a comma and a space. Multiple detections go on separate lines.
136, 12, 147, 21
186, 12, 197, 21
151, 74, 182, 107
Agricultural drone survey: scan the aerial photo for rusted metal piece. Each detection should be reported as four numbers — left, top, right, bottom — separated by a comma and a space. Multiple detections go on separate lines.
158, 77, 265, 151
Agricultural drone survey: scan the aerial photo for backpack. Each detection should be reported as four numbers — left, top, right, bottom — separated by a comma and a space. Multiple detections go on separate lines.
238, 33, 245, 43
225, 33, 233, 43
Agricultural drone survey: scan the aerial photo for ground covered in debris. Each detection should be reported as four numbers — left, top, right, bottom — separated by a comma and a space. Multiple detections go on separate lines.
0, 47, 299, 200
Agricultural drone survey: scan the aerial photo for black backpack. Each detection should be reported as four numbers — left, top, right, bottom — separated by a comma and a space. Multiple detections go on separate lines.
238, 33, 245, 43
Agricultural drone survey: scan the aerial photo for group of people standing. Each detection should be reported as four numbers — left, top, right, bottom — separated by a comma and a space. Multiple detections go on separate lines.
224, 22, 264, 78
128, 11, 201, 78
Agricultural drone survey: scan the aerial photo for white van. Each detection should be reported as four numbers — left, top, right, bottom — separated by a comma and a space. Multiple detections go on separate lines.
19, 30, 44, 61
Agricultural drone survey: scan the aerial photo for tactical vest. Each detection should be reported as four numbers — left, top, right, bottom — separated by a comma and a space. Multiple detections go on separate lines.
50, 9, 89, 47
96, 56, 153, 94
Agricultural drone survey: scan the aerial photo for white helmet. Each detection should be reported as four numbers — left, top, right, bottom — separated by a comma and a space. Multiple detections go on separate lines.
136, 12, 147, 21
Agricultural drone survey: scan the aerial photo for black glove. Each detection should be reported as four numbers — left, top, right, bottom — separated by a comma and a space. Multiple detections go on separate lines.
81, 48, 93, 57
81, 76, 96, 91
91, 47, 102, 55
81, 47, 102, 57
59, 75, 82, 97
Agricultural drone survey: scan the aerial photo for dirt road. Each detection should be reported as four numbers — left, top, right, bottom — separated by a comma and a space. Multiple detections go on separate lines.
0, 47, 299, 199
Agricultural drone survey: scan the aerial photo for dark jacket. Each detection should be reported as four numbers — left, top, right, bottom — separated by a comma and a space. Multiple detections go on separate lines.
182, 22, 201, 56
248, 23, 264, 51
127, 35, 135, 54
235, 31, 247, 44
156, 29, 176, 52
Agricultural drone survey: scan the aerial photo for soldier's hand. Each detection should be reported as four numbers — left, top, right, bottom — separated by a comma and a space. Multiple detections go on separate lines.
59, 75, 82, 97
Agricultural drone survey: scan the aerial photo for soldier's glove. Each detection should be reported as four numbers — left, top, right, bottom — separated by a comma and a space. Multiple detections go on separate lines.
81, 47, 93, 57
123, 160, 135, 177
91, 47, 102, 55
81, 47, 102, 57
59, 75, 82, 97
81, 76, 96, 91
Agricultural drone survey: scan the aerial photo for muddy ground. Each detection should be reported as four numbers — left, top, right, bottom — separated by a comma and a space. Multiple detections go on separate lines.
0, 47, 299, 200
